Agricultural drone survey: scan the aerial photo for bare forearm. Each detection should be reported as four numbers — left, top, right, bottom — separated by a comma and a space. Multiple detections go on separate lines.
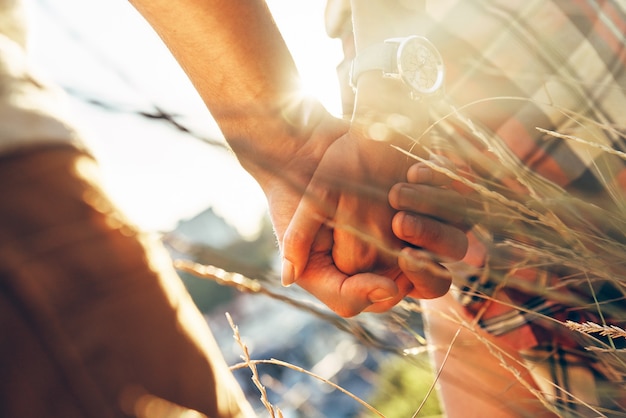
129, 0, 323, 182
130, 0, 299, 114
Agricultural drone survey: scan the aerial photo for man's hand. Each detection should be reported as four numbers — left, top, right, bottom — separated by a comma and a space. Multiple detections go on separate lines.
389, 160, 470, 299
280, 122, 467, 316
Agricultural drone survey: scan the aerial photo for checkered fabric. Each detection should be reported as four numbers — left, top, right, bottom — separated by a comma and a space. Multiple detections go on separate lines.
424, 0, 626, 339
327, 0, 626, 414
424, 2, 626, 413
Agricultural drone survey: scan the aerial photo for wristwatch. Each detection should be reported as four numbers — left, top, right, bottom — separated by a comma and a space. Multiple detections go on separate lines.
350, 35, 445, 100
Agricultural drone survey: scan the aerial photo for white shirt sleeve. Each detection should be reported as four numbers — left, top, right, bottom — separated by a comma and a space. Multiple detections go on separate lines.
0, 5, 87, 156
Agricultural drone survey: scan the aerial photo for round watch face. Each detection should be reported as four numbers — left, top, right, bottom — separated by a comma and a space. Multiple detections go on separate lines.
397, 36, 444, 97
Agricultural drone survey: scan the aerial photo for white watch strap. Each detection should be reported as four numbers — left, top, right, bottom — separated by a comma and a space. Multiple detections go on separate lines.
350, 41, 397, 88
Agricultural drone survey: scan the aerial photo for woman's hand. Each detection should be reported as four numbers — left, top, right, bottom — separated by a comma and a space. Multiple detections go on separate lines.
280, 125, 469, 315
279, 128, 414, 316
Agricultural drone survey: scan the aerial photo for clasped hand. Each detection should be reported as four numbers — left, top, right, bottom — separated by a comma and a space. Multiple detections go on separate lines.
278, 118, 469, 317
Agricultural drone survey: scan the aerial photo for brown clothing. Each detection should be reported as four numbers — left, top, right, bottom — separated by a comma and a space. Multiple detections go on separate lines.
0, 146, 254, 417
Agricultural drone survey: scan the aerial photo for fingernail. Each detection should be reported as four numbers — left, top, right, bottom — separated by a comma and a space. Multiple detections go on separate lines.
398, 186, 415, 207
400, 212, 420, 238
281, 259, 295, 287
368, 288, 395, 303
408, 164, 431, 183
416, 166, 432, 182
399, 185, 412, 199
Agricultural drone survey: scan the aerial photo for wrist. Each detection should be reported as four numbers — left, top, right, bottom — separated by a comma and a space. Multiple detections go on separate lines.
224, 96, 339, 190
349, 1, 440, 148
351, 72, 428, 148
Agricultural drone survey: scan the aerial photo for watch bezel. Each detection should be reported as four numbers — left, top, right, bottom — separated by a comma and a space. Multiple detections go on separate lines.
396, 35, 445, 98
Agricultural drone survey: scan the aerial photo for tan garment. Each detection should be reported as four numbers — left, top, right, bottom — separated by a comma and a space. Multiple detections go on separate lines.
1, 2, 254, 415
0, 147, 254, 417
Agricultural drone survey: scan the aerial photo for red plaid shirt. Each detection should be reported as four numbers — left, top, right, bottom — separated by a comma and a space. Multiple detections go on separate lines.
423, 0, 626, 351
327, 0, 626, 407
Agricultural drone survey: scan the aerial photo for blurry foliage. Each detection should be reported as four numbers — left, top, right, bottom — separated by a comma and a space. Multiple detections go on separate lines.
178, 272, 236, 312
365, 355, 442, 418
165, 213, 278, 312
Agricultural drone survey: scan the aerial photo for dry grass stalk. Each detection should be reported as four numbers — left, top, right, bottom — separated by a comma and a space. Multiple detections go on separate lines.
176, 92, 626, 415
411, 327, 460, 418
413, 97, 626, 414
565, 321, 626, 342
226, 312, 283, 418
226, 314, 386, 417
230, 358, 386, 417
174, 259, 409, 355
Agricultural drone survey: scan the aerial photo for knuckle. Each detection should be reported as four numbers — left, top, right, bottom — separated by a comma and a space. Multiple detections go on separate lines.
282, 228, 303, 252
401, 213, 439, 243
333, 303, 361, 318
